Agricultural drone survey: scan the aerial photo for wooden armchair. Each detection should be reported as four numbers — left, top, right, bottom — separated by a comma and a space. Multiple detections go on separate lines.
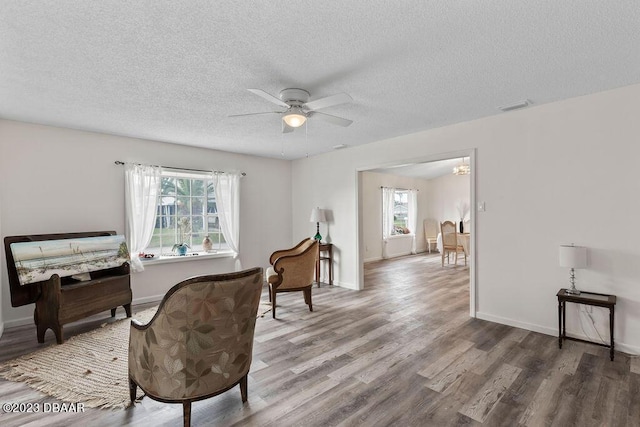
440, 221, 466, 267
128, 268, 263, 427
265, 238, 319, 319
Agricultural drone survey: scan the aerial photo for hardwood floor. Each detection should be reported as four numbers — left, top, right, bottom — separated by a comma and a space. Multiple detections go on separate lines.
0, 253, 638, 426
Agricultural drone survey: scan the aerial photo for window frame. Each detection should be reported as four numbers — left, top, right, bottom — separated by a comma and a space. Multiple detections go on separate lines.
391, 189, 410, 235
141, 169, 234, 261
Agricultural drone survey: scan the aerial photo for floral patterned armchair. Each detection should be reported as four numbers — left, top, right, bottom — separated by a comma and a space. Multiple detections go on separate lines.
265, 238, 318, 319
128, 267, 263, 427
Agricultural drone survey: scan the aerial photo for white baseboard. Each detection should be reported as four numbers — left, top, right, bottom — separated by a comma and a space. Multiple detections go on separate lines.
332, 280, 357, 290
476, 311, 640, 356
365, 250, 433, 264
132, 294, 164, 306
4, 317, 33, 329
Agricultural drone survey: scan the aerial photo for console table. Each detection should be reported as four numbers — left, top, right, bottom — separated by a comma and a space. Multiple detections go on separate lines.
315, 243, 333, 287
557, 289, 616, 361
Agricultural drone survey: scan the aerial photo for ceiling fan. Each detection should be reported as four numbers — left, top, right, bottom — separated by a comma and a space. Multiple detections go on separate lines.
229, 88, 353, 133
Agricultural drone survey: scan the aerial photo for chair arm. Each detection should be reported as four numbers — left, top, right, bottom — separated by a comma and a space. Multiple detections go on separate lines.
269, 238, 314, 265
269, 248, 296, 265
130, 318, 146, 329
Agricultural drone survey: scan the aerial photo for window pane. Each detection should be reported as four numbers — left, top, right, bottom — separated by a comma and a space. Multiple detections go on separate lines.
192, 180, 205, 197
393, 190, 409, 234
177, 197, 190, 215
207, 215, 219, 231
192, 198, 205, 215
176, 179, 191, 195
191, 216, 206, 250
161, 177, 176, 196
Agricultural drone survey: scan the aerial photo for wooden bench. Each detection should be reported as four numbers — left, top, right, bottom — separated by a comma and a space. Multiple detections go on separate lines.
4, 231, 132, 344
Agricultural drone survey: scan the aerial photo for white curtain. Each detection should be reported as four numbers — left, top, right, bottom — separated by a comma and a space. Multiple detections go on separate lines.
214, 171, 241, 269
381, 187, 395, 259
125, 163, 161, 272
408, 189, 418, 254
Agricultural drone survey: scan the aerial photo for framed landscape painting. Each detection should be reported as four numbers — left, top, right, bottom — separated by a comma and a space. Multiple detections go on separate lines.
10, 235, 129, 285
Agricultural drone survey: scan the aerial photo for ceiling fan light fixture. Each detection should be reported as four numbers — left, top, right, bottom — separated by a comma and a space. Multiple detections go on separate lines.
282, 108, 307, 128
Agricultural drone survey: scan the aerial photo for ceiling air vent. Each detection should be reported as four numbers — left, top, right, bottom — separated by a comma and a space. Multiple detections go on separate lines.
498, 99, 530, 112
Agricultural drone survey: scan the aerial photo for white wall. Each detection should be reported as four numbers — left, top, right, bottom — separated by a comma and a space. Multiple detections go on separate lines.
360, 171, 431, 261
424, 173, 471, 228
292, 83, 640, 354
0, 120, 292, 326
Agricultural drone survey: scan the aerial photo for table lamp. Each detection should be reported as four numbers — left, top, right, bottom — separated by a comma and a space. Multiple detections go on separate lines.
310, 207, 326, 241
559, 244, 587, 295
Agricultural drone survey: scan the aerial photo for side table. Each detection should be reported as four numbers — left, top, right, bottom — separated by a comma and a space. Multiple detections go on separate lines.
315, 243, 333, 287
557, 289, 616, 361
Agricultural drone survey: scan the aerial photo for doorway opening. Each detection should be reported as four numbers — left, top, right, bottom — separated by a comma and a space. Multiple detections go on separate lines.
355, 149, 476, 317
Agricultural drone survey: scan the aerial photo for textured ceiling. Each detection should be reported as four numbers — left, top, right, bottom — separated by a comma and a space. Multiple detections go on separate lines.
1, 1, 639, 160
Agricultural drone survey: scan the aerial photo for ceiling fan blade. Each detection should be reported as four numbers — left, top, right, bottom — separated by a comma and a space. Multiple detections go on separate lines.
282, 121, 294, 133
247, 89, 289, 108
312, 111, 353, 127
228, 111, 282, 118
304, 93, 352, 111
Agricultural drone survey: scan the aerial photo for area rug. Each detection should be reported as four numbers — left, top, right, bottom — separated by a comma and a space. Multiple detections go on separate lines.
0, 307, 158, 409
0, 303, 272, 410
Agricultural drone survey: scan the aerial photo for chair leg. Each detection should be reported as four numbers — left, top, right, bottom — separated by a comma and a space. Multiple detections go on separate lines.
183, 401, 191, 427
304, 288, 313, 312
268, 284, 272, 302
240, 374, 248, 403
129, 378, 137, 402
441, 251, 444, 267
454, 250, 458, 265
272, 290, 277, 319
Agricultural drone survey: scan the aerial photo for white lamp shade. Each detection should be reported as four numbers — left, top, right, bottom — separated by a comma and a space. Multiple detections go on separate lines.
559, 245, 587, 269
310, 207, 326, 223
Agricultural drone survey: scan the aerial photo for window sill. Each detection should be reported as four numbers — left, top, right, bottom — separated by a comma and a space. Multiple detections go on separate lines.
138, 251, 235, 266
388, 234, 415, 239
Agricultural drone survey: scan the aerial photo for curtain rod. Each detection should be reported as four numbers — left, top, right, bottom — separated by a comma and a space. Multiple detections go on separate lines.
114, 161, 246, 176
380, 186, 418, 191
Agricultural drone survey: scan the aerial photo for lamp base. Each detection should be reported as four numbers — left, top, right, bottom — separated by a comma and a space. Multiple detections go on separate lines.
566, 268, 580, 295
313, 232, 322, 241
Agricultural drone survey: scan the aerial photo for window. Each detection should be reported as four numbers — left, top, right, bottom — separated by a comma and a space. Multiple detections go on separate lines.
392, 189, 409, 235
145, 170, 228, 256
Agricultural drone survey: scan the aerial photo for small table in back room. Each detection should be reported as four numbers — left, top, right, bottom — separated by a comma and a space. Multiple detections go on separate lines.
557, 289, 616, 361
315, 243, 333, 287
